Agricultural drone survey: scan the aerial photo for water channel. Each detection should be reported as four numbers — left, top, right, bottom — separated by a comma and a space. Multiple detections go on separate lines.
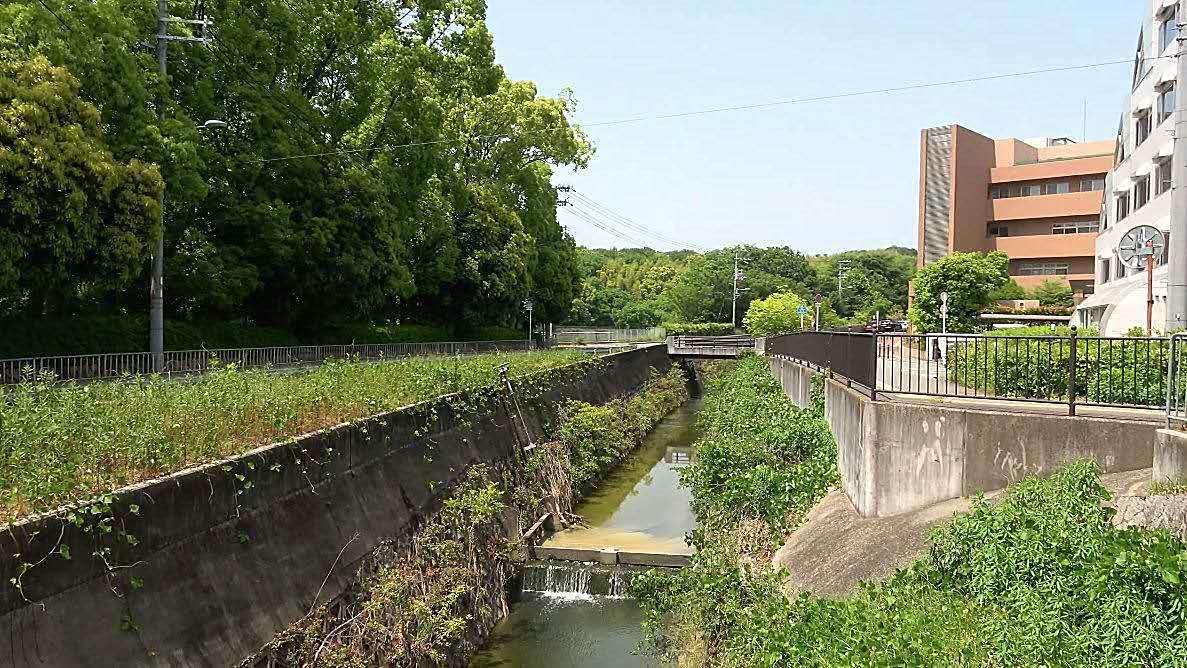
470, 397, 703, 667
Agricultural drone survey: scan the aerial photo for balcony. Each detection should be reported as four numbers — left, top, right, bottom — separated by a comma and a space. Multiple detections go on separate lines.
989, 191, 1103, 221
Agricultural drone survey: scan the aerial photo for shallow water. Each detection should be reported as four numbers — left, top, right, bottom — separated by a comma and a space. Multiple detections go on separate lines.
471, 398, 701, 667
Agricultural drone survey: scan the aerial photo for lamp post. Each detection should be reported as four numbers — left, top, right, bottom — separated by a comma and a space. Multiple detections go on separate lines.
523, 299, 534, 347
150, 119, 227, 372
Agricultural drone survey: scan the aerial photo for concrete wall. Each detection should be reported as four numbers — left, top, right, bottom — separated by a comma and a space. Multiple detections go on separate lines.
0, 346, 672, 667
777, 361, 1157, 517
768, 356, 815, 409
1155, 428, 1187, 484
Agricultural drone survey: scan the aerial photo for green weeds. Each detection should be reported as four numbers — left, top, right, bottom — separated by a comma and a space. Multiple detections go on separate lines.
0, 351, 587, 522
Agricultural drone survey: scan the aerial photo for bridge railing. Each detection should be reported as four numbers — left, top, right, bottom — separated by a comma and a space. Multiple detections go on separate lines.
0, 339, 542, 384
1168, 333, 1187, 428
767, 329, 1176, 415
553, 327, 666, 344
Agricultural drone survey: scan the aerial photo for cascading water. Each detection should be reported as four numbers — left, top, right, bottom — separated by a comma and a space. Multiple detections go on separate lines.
520, 561, 634, 598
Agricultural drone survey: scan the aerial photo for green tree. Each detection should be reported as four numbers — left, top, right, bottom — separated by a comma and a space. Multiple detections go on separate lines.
989, 278, 1028, 302
614, 301, 664, 328
908, 251, 1008, 333
743, 292, 809, 336
1030, 279, 1073, 308
0, 56, 163, 316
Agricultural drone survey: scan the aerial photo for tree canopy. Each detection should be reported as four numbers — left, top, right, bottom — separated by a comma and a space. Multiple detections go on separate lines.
908, 251, 1009, 333
0, 0, 590, 335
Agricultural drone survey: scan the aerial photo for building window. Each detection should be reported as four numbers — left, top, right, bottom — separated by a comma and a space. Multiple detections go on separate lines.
1100, 259, 1111, 284
1135, 174, 1151, 209
1157, 159, 1173, 196
990, 187, 1003, 199
1080, 178, 1105, 192
1162, 7, 1179, 52
1052, 222, 1099, 234
1136, 110, 1153, 146
988, 224, 1009, 237
1117, 191, 1131, 220
1021, 184, 1042, 197
1134, 31, 1147, 89
1160, 82, 1176, 124
1044, 182, 1070, 195
1019, 262, 1070, 276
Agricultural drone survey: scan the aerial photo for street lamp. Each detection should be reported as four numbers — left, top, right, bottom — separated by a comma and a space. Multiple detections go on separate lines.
149, 119, 227, 372
522, 300, 534, 347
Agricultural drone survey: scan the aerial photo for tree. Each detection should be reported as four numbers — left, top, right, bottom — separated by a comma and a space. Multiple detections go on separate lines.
1030, 279, 1074, 308
908, 252, 1008, 333
744, 292, 809, 336
0, 56, 163, 316
989, 279, 1028, 302
614, 301, 664, 328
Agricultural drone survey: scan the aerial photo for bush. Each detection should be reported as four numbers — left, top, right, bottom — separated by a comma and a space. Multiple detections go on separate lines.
0, 315, 300, 357
1031, 278, 1074, 307
743, 292, 809, 337
908, 251, 1009, 333
556, 367, 689, 493
661, 322, 736, 336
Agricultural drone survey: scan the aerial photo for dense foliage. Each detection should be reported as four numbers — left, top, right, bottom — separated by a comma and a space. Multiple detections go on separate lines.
569, 246, 914, 328
661, 322, 736, 336
1, 0, 588, 334
743, 291, 809, 336
0, 349, 588, 521
909, 251, 1009, 333
945, 326, 1168, 406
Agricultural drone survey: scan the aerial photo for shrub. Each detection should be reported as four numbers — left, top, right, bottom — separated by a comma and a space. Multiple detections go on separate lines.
743, 292, 809, 337
908, 251, 1009, 333
661, 322, 735, 336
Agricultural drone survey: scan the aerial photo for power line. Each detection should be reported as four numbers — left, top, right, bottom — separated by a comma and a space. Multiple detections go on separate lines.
563, 197, 703, 251
567, 190, 709, 252
256, 56, 1158, 163
33, 0, 71, 32
562, 207, 666, 249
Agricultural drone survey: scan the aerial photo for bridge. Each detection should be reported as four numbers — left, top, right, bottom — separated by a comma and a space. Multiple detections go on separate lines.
667, 334, 755, 358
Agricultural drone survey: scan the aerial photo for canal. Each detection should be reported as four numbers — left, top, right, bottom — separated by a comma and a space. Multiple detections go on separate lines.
470, 397, 702, 667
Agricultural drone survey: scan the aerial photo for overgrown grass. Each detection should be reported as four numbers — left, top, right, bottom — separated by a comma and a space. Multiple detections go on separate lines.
0, 350, 588, 523
632, 355, 839, 663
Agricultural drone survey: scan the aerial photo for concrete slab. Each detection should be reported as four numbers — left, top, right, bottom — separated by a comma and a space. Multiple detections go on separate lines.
1155, 428, 1187, 484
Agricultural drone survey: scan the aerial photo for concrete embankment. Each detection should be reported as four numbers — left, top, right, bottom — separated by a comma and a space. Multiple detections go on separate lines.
0, 346, 672, 668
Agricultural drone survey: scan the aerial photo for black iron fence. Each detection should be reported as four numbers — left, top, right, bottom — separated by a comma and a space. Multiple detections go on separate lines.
1167, 334, 1187, 428
766, 329, 1176, 415
764, 332, 876, 390
0, 340, 542, 384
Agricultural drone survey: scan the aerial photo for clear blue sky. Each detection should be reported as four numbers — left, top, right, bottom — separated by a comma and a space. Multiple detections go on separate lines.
485, 0, 1146, 254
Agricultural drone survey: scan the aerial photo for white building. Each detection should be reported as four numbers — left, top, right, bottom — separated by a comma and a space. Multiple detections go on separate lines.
1074, 0, 1179, 334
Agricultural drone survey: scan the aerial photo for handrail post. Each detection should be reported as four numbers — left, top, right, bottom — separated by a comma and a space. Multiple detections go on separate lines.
1167, 334, 1176, 429
869, 333, 878, 401
1067, 326, 1078, 417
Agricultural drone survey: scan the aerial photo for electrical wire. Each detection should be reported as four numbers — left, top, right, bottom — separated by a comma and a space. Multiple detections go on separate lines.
567, 190, 709, 252
562, 207, 671, 249
33, 0, 72, 32
257, 56, 1162, 163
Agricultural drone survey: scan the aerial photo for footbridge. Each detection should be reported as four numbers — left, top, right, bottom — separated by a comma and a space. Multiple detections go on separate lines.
759, 330, 1185, 519
667, 334, 755, 358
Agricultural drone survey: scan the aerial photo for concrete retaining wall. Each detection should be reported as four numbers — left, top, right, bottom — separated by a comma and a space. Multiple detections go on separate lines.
1155, 428, 1187, 484
768, 356, 815, 410
0, 346, 672, 667
805, 370, 1155, 517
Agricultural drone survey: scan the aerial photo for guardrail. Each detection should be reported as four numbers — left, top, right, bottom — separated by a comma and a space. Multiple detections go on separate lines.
553, 327, 665, 344
1168, 333, 1187, 428
0, 340, 542, 384
766, 329, 1174, 415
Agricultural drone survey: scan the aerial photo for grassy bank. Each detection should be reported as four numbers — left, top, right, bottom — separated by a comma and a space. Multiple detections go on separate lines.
634, 357, 1187, 667
631, 354, 839, 664
0, 350, 588, 523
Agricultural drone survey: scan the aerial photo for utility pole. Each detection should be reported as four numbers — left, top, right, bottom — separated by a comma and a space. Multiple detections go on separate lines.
731, 252, 747, 330
151, 2, 212, 372
836, 260, 852, 317
1169, 4, 1187, 331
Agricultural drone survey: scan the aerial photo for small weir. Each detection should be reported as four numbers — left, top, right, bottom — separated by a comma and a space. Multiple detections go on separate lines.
472, 398, 702, 667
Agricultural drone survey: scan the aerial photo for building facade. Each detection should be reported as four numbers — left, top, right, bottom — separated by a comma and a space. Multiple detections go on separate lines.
918, 125, 1114, 303
1074, 0, 1180, 334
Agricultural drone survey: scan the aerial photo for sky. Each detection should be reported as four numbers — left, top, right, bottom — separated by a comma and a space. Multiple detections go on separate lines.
485, 0, 1147, 254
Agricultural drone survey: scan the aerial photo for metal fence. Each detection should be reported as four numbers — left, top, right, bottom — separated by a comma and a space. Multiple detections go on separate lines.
0, 340, 541, 384
765, 332, 876, 389
553, 327, 666, 344
767, 329, 1173, 415
1167, 333, 1187, 428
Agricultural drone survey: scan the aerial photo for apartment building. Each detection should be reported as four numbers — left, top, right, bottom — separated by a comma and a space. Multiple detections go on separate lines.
1074, 0, 1180, 334
918, 125, 1114, 303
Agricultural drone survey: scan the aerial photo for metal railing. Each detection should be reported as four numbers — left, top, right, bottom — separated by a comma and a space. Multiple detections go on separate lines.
553, 327, 666, 344
767, 329, 1173, 415
1167, 333, 1187, 428
765, 332, 876, 390
0, 339, 542, 384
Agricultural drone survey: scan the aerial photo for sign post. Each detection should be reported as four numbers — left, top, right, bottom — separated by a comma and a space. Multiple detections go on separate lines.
814, 294, 823, 332
797, 304, 809, 331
